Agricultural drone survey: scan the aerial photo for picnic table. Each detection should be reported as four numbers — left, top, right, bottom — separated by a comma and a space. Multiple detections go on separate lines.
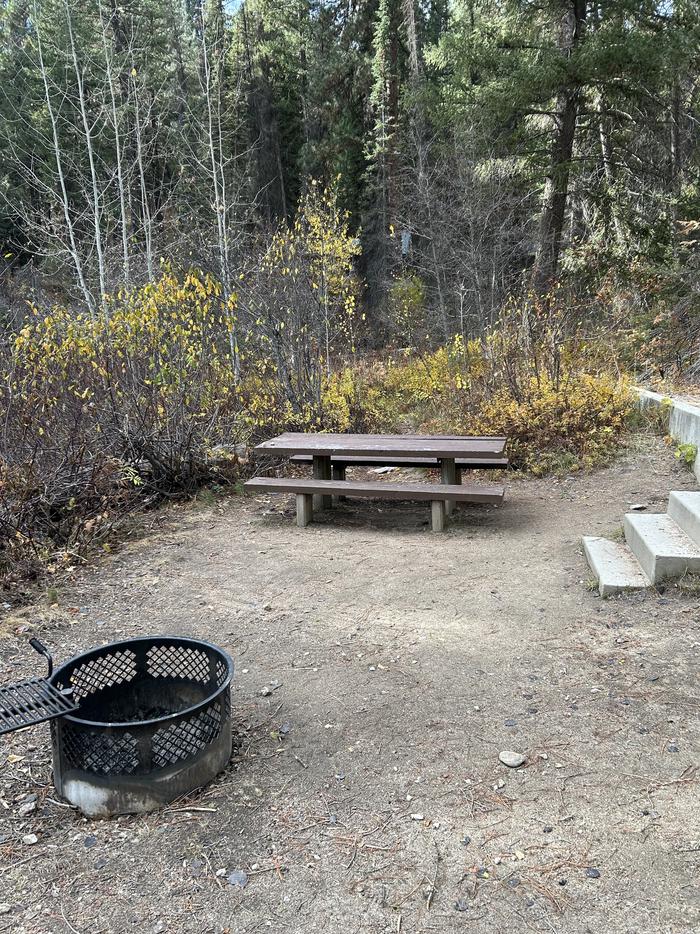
246, 432, 507, 531
255, 432, 505, 504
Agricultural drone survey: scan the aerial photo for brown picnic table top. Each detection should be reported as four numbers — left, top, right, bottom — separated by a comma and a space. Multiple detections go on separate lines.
253, 432, 506, 460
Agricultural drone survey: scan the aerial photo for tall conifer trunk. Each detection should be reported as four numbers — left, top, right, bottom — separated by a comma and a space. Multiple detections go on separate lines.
532, 0, 586, 291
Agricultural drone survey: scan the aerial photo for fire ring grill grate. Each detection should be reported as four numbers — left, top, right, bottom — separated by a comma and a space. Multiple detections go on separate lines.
0, 678, 78, 736
49, 636, 233, 816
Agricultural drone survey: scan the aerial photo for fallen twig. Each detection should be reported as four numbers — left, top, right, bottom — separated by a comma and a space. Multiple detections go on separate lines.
426, 842, 440, 910
0, 853, 41, 874
166, 806, 218, 813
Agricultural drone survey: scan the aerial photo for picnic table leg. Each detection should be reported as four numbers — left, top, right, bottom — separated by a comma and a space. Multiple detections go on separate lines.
332, 463, 346, 504
441, 457, 456, 516
431, 500, 446, 532
296, 494, 313, 527
312, 455, 332, 510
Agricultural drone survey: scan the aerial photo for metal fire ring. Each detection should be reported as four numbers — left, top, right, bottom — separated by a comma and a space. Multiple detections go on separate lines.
49, 635, 234, 817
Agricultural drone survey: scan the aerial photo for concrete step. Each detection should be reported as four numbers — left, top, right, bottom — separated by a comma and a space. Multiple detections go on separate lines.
623, 512, 700, 583
582, 536, 651, 597
668, 490, 700, 547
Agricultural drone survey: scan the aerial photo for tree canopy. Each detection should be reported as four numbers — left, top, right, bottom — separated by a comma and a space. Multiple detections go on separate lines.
0, 0, 698, 338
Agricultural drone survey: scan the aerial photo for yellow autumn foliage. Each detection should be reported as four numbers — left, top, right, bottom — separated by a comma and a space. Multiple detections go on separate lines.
318, 336, 632, 472
2, 264, 633, 588
5, 271, 632, 479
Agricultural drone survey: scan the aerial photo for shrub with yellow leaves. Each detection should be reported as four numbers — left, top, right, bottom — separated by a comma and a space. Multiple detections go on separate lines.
468, 372, 632, 473
243, 178, 361, 419
1, 268, 247, 584
318, 322, 632, 473
387, 274, 426, 341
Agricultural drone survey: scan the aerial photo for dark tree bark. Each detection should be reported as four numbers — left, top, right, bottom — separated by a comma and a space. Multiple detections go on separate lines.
532, 0, 586, 292
386, 8, 400, 227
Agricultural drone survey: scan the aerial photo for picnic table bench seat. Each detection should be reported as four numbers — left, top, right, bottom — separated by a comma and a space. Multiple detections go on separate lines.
244, 476, 505, 532
289, 454, 509, 471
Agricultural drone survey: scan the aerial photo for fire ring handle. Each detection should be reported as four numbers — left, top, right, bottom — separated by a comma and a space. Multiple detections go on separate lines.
29, 638, 53, 677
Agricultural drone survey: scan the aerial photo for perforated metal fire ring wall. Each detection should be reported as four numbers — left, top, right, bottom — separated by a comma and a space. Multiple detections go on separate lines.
50, 636, 233, 817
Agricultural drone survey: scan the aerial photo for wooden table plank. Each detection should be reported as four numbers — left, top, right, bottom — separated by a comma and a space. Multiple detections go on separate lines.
260, 432, 506, 445
289, 455, 509, 468
345, 434, 507, 441
254, 433, 506, 459
244, 476, 505, 503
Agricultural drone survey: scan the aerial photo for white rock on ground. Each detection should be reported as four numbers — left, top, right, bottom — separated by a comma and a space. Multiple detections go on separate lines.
499, 750, 526, 768
582, 536, 651, 597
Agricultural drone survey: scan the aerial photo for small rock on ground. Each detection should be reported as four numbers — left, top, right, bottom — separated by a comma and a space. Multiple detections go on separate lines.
226, 869, 248, 888
499, 750, 527, 768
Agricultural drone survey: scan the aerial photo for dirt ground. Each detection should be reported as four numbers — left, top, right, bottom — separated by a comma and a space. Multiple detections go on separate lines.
1, 434, 700, 934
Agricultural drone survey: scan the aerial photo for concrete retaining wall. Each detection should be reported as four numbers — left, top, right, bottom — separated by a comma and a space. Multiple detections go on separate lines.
636, 388, 700, 484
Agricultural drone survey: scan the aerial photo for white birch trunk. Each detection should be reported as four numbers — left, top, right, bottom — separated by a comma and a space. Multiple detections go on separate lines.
33, 2, 95, 315
99, 0, 131, 288
199, 3, 240, 379
131, 65, 155, 282
64, 0, 106, 303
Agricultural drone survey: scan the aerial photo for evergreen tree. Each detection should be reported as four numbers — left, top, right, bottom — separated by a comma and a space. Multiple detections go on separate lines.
0, 0, 697, 331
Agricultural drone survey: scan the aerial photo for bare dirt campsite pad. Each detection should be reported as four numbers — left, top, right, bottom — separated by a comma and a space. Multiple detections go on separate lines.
1, 435, 699, 934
